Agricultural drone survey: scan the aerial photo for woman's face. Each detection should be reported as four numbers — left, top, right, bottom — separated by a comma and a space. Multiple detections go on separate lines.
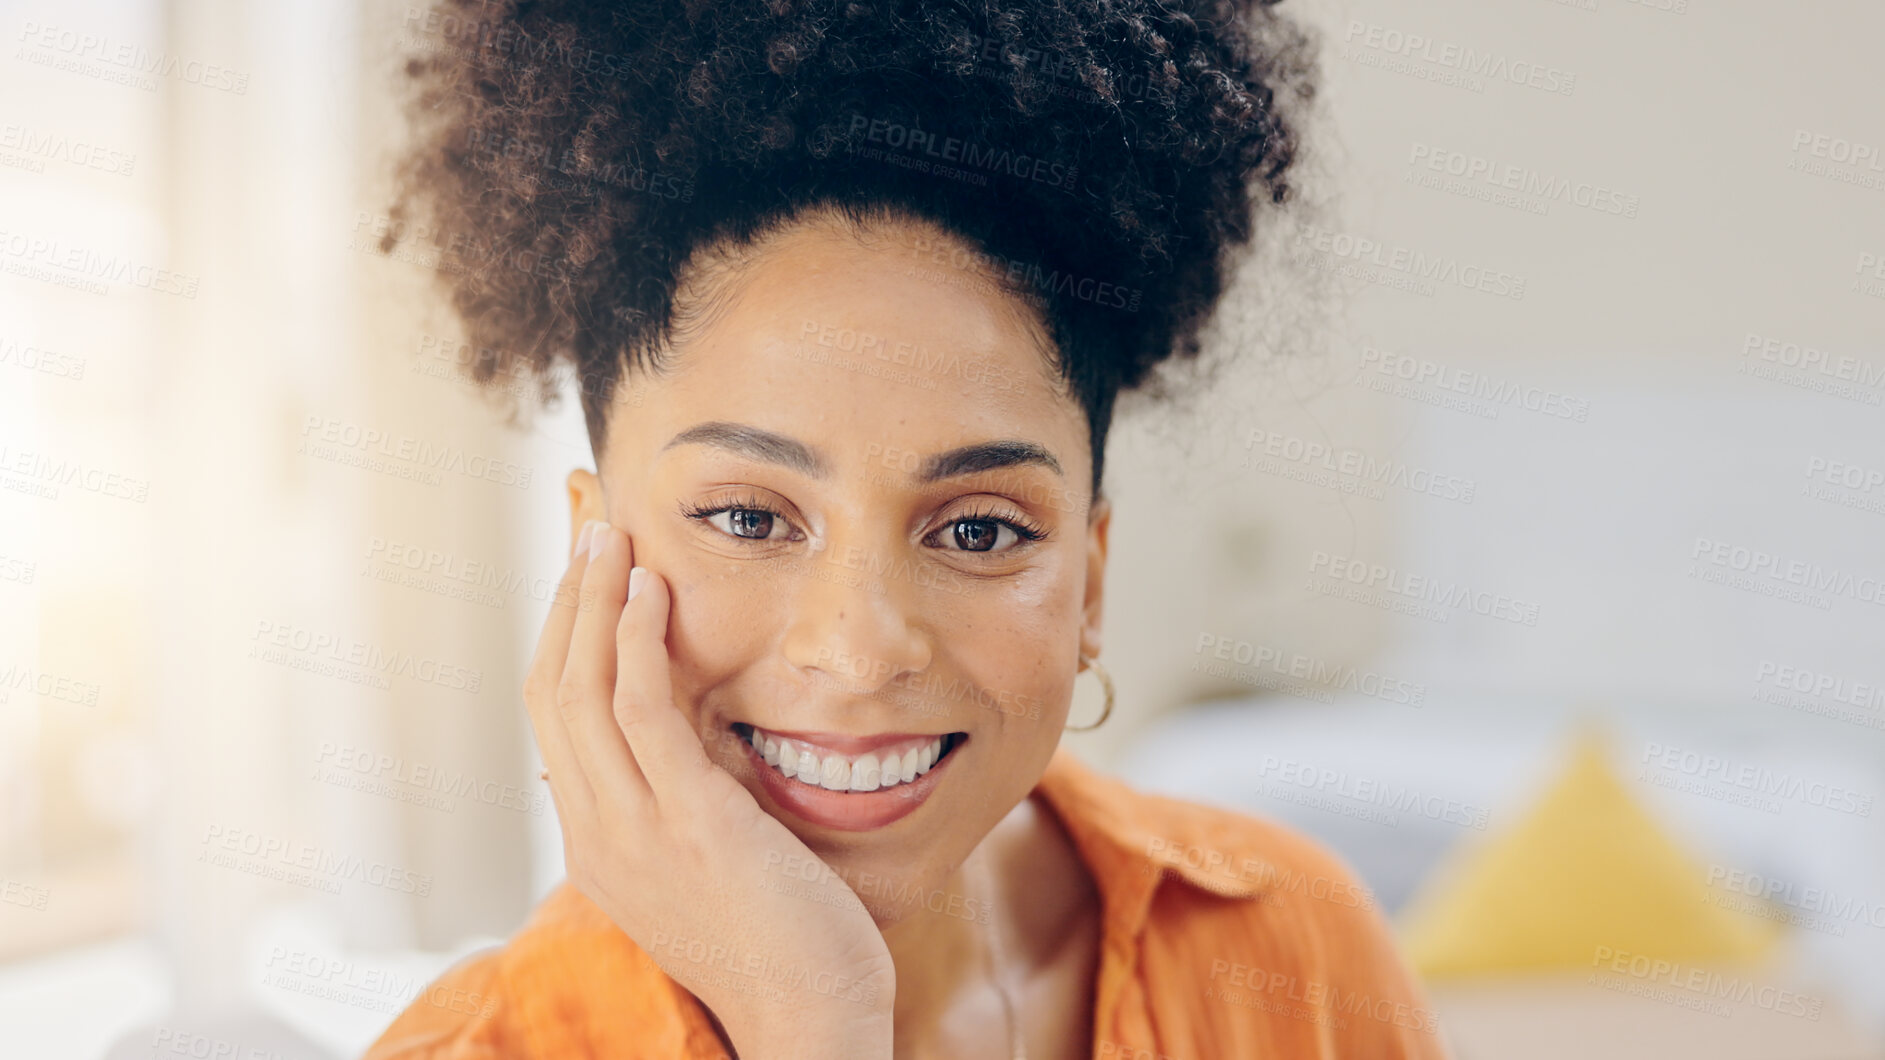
569, 215, 1109, 919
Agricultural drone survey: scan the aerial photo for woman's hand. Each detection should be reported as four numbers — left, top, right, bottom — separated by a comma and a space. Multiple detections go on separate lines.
525, 520, 896, 1060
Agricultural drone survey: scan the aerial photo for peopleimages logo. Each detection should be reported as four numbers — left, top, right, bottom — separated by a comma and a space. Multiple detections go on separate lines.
315, 742, 546, 816
1749, 659, 1885, 733
1406, 142, 1638, 218
907, 234, 1141, 313
1206, 959, 1441, 1033
1254, 755, 1489, 830
0, 122, 137, 176
1689, 537, 1885, 609
1639, 742, 1873, 817
1341, 20, 1576, 96
1856, 252, 1885, 298
1356, 345, 1591, 422
1804, 456, 1885, 495
1706, 864, 1885, 931
1789, 129, 1885, 171
1755, 660, 1885, 710
15, 21, 251, 94
797, 318, 1031, 394
299, 415, 534, 490
262, 947, 499, 1020
1307, 551, 1541, 626
0, 878, 49, 911
250, 619, 484, 693
0, 662, 100, 706
0, 441, 149, 501
1291, 223, 1527, 300
198, 824, 433, 896
846, 114, 1079, 191
0, 229, 199, 298
1193, 634, 1426, 707
1742, 332, 1885, 387
1589, 946, 1824, 1021
0, 335, 86, 380
1242, 427, 1477, 504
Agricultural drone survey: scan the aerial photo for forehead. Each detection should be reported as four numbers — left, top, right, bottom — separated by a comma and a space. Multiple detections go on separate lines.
615, 217, 1087, 473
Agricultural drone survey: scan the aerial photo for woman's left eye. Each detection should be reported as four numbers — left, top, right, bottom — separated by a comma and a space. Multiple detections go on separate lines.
928, 517, 1041, 554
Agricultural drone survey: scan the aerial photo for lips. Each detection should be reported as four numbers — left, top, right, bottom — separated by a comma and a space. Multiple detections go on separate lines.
747, 727, 944, 757
730, 721, 967, 832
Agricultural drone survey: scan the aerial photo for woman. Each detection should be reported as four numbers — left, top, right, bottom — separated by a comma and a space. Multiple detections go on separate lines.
365, 1, 1445, 1057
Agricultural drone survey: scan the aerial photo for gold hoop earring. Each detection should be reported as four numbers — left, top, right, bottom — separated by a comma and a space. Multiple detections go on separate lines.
1067, 653, 1114, 732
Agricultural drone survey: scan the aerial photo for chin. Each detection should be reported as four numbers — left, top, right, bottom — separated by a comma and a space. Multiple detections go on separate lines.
819, 845, 972, 927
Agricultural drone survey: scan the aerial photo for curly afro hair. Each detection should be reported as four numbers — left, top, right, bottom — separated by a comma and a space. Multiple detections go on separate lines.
383, 0, 1317, 498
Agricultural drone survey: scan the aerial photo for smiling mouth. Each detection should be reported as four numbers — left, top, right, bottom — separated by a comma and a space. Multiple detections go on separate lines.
730, 722, 967, 793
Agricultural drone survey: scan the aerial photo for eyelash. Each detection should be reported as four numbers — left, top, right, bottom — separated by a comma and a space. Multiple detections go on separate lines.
677, 493, 1048, 552
947, 503, 1048, 546
677, 492, 804, 543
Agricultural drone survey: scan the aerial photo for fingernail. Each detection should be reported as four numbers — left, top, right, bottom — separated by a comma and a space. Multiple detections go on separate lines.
588, 521, 612, 562
575, 520, 597, 558
627, 566, 647, 601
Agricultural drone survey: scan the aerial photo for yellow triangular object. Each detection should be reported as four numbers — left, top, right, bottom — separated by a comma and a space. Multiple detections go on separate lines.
1399, 725, 1781, 977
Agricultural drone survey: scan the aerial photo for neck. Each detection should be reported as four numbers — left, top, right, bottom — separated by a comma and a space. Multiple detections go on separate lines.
879, 814, 1011, 1037
878, 790, 1098, 1054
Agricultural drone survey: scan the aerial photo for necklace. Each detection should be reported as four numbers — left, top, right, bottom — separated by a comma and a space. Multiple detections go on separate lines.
973, 846, 1028, 1060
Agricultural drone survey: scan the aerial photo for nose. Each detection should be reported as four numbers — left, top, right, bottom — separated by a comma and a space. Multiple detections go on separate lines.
778, 547, 934, 695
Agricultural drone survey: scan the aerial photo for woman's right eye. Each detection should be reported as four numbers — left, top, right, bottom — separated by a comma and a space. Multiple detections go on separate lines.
703, 506, 791, 541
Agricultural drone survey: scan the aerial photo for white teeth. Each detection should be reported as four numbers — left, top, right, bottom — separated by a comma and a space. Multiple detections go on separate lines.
820, 756, 851, 791
850, 753, 881, 792
742, 728, 953, 792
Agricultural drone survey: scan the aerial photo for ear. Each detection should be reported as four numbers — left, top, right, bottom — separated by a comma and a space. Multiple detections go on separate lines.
566, 468, 608, 558
1078, 493, 1111, 663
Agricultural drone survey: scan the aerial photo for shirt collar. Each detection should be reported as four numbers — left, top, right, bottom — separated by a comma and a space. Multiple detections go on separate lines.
1033, 743, 1273, 945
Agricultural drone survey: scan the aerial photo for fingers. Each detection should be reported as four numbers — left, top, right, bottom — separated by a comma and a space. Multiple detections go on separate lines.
559, 522, 651, 803
613, 560, 712, 805
523, 520, 601, 818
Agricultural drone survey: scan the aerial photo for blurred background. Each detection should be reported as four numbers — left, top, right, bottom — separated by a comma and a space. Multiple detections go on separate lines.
2, 0, 1881, 1057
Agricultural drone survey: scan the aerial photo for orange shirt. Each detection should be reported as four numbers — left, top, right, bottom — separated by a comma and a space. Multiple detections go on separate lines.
362, 746, 1451, 1059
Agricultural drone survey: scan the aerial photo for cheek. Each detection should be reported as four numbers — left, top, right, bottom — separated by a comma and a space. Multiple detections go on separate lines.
949, 576, 1082, 722
661, 566, 788, 708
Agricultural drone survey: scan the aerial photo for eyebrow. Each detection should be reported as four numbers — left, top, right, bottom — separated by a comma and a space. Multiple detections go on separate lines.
922, 439, 1062, 481
663, 422, 826, 477
661, 421, 1063, 481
